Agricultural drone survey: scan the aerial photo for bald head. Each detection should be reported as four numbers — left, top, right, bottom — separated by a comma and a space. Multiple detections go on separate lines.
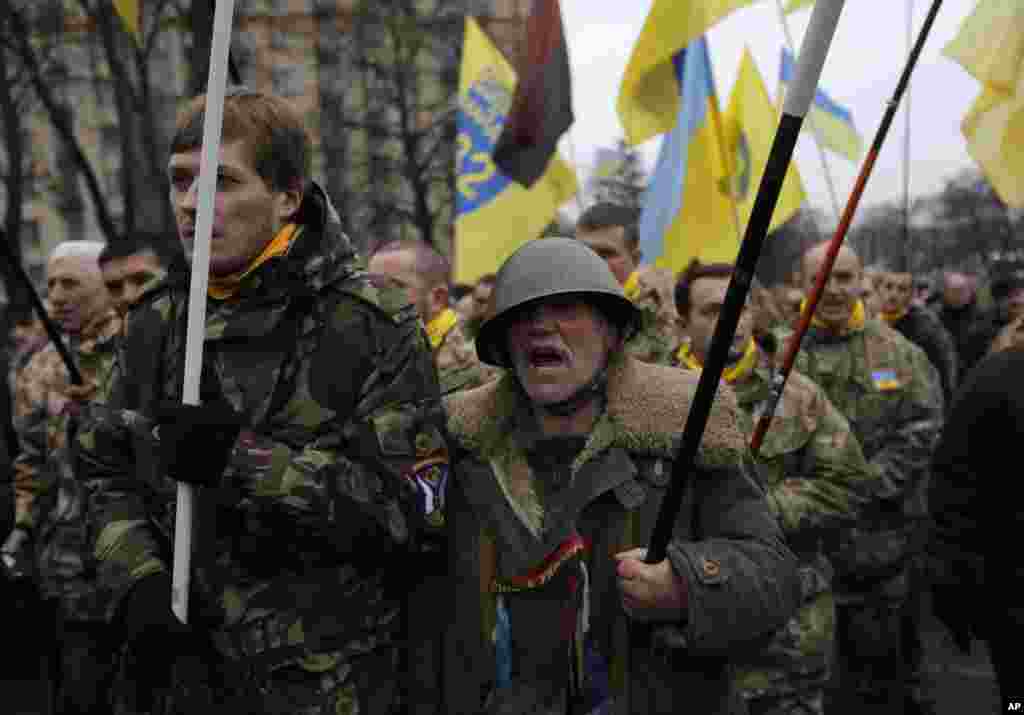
47, 241, 111, 335
800, 242, 863, 329
368, 240, 451, 322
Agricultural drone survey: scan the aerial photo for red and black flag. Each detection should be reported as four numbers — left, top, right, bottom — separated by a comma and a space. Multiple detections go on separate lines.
492, 0, 574, 188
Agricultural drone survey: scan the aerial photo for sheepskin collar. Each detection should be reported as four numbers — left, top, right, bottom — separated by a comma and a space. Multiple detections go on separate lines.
445, 352, 747, 472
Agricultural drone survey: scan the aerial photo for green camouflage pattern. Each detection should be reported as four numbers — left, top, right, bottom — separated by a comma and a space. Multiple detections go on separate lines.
11, 309, 122, 620
674, 354, 873, 711
74, 185, 447, 714
785, 318, 943, 596
434, 316, 501, 395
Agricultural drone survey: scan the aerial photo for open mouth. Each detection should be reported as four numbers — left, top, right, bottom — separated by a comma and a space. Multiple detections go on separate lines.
528, 346, 567, 369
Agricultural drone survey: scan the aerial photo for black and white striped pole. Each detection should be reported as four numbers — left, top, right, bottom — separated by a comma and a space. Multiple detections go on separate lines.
646, 0, 847, 563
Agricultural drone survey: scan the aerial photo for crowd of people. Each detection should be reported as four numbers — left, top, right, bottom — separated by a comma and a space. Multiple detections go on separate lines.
0, 88, 1019, 715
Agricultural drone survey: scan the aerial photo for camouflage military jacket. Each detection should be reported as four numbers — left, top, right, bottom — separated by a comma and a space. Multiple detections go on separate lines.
434, 316, 501, 395
888, 305, 958, 405
74, 185, 448, 709
11, 309, 122, 617
787, 318, 942, 590
442, 353, 799, 715
727, 363, 874, 700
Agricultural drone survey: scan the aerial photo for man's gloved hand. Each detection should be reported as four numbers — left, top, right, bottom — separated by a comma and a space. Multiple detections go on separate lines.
119, 573, 221, 708
157, 398, 244, 487
931, 584, 973, 653
1, 527, 32, 581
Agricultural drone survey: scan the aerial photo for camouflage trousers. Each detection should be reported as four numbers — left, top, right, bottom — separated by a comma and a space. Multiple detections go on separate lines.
155, 646, 406, 715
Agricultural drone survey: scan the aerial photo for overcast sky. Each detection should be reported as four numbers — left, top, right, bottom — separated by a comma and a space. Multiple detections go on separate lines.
557, 0, 981, 226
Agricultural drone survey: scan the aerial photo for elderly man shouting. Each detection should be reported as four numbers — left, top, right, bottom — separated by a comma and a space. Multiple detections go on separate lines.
441, 238, 799, 715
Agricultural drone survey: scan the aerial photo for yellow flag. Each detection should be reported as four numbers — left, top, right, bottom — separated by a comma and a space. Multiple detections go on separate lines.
617, 0, 757, 146
113, 0, 141, 43
784, 0, 814, 13
722, 49, 805, 237
962, 83, 1024, 208
943, 1, 1024, 92
453, 18, 579, 285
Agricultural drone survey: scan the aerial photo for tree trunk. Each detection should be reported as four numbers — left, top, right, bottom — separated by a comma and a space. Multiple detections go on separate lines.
0, 45, 27, 310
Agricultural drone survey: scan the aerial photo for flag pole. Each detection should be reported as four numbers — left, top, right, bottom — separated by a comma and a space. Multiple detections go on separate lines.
646, 0, 846, 564
749, 0, 943, 456
901, 0, 915, 272
0, 229, 82, 385
171, 0, 235, 624
774, 0, 842, 223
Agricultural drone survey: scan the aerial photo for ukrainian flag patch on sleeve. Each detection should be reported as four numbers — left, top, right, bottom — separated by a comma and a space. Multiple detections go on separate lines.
871, 369, 900, 391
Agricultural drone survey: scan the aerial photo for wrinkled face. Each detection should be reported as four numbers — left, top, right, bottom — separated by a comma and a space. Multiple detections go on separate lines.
11, 318, 44, 353
368, 249, 432, 321
576, 226, 640, 285
168, 140, 301, 277
802, 245, 863, 328
683, 276, 753, 363
47, 255, 111, 335
472, 281, 495, 320
506, 297, 619, 407
102, 251, 165, 315
878, 272, 914, 315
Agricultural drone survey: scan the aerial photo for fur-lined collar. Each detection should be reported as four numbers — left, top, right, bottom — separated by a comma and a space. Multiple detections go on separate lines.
445, 352, 747, 471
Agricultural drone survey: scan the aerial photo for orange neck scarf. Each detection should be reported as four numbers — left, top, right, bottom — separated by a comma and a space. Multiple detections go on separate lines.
208, 223, 302, 300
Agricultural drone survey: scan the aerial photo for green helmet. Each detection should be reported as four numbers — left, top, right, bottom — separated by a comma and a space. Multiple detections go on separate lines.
476, 237, 640, 367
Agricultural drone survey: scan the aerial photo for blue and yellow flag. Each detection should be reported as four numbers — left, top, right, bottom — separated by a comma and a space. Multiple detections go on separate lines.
780, 47, 863, 162
617, 0, 757, 146
637, 37, 737, 272
454, 18, 578, 285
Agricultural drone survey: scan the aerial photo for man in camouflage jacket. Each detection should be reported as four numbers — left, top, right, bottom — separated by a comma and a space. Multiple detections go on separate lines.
787, 243, 943, 713
369, 240, 499, 395
3, 241, 123, 714
73, 91, 447, 714
672, 260, 874, 715
575, 203, 676, 365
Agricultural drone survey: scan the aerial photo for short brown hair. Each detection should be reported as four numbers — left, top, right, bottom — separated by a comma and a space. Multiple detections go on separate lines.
171, 89, 310, 193
674, 260, 734, 318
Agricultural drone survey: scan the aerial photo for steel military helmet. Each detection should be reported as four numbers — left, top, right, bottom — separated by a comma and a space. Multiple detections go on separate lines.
475, 237, 641, 367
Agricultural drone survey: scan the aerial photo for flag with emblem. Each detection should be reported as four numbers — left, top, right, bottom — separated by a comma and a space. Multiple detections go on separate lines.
454, 17, 579, 285
722, 48, 806, 239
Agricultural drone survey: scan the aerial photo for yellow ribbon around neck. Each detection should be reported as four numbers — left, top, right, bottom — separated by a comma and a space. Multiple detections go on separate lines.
880, 307, 909, 325
622, 270, 641, 301
425, 307, 458, 350
208, 223, 301, 300
802, 297, 866, 336
675, 336, 758, 384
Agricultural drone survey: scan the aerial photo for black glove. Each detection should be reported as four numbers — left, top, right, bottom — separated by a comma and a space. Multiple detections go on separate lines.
931, 584, 973, 653
157, 399, 244, 487
119, 573, 219, 708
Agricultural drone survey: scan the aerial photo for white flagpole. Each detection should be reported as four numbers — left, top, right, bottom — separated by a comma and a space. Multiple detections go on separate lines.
172, 0, 236, 624
774, 0, 843, 223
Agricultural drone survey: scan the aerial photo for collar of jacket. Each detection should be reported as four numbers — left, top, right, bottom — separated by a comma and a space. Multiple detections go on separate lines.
425, 307, 458, 350
74, 307, 122, 352
161, 182, 362, 342
801, 298, 866, 338
879, 306, 909, 325
445, 350, 747, 472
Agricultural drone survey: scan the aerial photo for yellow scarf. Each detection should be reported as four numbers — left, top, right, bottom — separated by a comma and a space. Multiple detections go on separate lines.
622, 270, 641, 301
208, 223, 302, 300
675, 336, 759, 384
802, 297, 866, 336
880, 307, 909, 324
425, 307, 458, 350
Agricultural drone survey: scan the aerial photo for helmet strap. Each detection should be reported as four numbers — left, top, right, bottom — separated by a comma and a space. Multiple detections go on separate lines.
524, 354, 611, 418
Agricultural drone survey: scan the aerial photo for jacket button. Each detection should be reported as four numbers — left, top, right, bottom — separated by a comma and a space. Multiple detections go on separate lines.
702, 558, 721, 578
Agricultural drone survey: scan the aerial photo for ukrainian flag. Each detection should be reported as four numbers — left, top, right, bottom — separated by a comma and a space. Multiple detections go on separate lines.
637, 37, 737, 271
780, 47, 863, 162
453, 18, 578, 285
